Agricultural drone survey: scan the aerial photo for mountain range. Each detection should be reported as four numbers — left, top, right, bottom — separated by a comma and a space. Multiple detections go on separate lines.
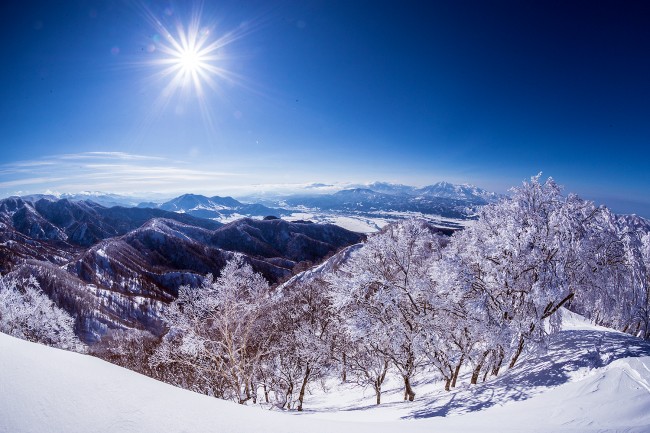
361, 181, 503, 203
13, 182, 505, 230
281, 187, 482, 219
0, 196, 363, 342
131, 182, 506, 229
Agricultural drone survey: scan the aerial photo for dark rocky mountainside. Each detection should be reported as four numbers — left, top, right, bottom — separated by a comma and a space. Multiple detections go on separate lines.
0, 196, 220, 248
211, 217, 362, 263
0, 197, 363, 343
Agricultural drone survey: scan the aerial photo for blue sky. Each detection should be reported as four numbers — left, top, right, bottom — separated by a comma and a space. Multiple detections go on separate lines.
0, 1, 649, 215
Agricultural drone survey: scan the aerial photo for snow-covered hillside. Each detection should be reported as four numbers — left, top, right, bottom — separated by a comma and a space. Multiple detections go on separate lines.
2, 310, 649, 433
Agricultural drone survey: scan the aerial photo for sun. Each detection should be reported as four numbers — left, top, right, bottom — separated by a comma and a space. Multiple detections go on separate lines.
137, 5, 249, 132
142, 5, 243, 102
152, 22, 225, 97
177, 47, 202, 73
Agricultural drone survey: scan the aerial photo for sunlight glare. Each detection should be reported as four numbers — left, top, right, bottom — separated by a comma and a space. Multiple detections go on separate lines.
135, 4, 252, 140
178, 48, 201, 71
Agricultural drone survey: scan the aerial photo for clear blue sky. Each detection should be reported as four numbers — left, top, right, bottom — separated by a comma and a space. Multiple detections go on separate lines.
0, 1, 649, 215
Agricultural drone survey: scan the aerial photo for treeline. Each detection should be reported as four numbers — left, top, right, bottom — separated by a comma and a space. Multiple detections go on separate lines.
2, 175, 649, 410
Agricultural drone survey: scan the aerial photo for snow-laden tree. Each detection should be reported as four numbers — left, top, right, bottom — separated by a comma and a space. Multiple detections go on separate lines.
0, 274, 82, 351
329, 276, 393, 404
636, 233, 650, 339
344, 337, 391, 404
327, 219, 446, 401
606, 227, 650, 339
150, 257, 272, 403
445, 174, 622, 375
433, 234, 516, 384
264, 278, 335, 411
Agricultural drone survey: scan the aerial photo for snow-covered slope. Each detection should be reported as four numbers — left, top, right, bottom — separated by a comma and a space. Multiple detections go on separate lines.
2, 311, 650, 433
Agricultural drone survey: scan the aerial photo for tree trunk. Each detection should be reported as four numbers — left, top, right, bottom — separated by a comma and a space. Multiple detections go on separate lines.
471, 363, 482, 385
508, 336, 525, 369
374, 360, 388, 405
244, 381, 251, 403
297, 365, 311, 412
471, 351, 488, 385
374, 382, 381, 405
491, 347, 504, 377
451, 355, 464, 388
263, 384, 269, 404
342, 352, 347, 382
403, 376, 415, 401
444, 378, 451, 391
284, 382, 294, 409
250, 380, 257, 404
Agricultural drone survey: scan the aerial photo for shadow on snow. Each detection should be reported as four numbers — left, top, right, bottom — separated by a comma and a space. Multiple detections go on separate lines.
409, 329, 650, 419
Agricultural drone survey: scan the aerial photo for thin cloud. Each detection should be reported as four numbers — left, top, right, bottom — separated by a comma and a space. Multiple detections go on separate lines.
0, 177, 67, 188
58, 152, 167, 161
0, 152, 241, 196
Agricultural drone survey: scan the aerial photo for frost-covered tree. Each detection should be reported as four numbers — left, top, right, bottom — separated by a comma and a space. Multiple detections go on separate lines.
444, 174, 623, 375
636, 233, 650, 339
429, 240, 499, 386
150, 257, 272, 403
0, 274, 82, 351
90, 328, 159, 375
342, 333, 391, 404
605, 227, 650, 339
328, 219, 446, 401
265, 278, 334, 411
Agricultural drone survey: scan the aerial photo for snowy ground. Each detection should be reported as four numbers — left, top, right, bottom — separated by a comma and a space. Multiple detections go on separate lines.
1, 310, 650, 433
283, 211, 470, 233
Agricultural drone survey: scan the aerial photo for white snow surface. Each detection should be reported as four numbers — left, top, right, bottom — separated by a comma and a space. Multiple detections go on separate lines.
2, 311, 650, 433
285, 211, 469, 233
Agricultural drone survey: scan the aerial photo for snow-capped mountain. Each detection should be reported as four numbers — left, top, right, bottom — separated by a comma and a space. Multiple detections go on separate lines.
283, 187, 485, 219
15, 181, 504, 231
23, 192, 163, 208
414, 181, 503, 203
362, 182, 418, 195
353, 181, 503, 203
224, 181, 504, 227
144, 193, 289, 220
0, 196, 220, 249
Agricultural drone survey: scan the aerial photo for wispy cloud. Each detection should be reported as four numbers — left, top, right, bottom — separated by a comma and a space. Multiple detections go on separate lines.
0, 152, 240, 196
57, 151, 167, 161
0, 152, 445, 200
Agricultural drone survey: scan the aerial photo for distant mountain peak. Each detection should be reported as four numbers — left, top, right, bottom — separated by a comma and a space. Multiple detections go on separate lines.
336, 188, 377, 195
153, 193, 286, 221
416, 182, 503, 204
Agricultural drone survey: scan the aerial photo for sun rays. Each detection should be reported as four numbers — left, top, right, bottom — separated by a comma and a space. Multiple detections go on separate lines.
152, 20, 226, 99
135, 4, 249, 136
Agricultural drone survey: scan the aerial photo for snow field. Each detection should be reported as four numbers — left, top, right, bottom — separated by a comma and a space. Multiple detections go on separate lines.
2, 311, 650, 433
